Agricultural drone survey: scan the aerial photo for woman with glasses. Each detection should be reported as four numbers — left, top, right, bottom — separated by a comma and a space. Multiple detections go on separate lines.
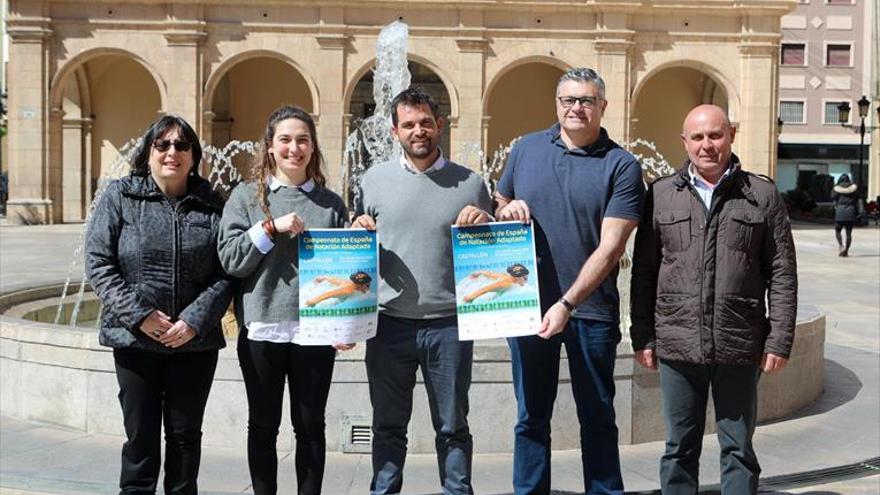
218, 105, 351, 495
85, 114, 232, 494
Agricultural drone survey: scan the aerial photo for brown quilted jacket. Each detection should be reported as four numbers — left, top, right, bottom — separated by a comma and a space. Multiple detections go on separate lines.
630, 159, 798, 365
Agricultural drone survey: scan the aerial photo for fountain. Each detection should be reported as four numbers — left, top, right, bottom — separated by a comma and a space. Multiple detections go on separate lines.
342, 21, 411, 207
0, 20, 826, 454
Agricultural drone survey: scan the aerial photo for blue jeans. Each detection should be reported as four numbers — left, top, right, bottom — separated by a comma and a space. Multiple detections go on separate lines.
366, 314, 474, 495
508, 318, 623, 495
659, 360, 761, 495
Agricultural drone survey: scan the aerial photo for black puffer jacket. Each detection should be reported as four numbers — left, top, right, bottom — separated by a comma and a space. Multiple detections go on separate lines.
630, 158, 798, 365
831, 182, 860, 222
85, 172, 232, 353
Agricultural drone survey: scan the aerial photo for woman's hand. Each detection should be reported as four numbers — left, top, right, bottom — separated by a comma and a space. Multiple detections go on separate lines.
274, 212, 305, 236
140, 310, 174, 341
158, 319, 197, 348
334, 342, 357, 351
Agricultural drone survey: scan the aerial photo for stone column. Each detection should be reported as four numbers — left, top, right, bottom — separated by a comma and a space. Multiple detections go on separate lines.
5, 14, 54, 223
47, 106, 65, 223
595, 40, 634, 143
454, 36, 488, 172
737, 32, 780, 178
163, 7, 206, 128
869, 98, 880, 200
594, 12, 634, 144
315, 31, 349, 194
62, 116, 90, 222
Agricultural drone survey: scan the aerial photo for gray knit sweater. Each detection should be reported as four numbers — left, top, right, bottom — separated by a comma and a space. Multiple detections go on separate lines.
218, 181, 348, 324
357, 160, 493, 319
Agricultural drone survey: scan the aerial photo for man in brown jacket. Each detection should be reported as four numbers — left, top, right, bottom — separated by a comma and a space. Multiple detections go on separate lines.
630, 104, 797, 495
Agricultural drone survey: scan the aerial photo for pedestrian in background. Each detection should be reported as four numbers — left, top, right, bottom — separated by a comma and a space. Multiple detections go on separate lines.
831, 173, 861, 257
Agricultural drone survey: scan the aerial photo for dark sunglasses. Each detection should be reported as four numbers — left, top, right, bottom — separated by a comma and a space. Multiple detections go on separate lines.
153, 139, 192, 152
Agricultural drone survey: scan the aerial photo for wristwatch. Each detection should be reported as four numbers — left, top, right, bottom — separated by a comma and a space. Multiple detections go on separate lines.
558, 296, 576, 315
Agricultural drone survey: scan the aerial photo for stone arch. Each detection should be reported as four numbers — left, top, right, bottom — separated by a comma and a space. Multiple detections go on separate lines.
631, 60, 740, 122
630, 62, 735, 167
50, 47, 167, 111
483, 55, 571, 114
202, 50, 321, 124
47, 49, 164, 222
483, 58, 569, 156
342, 55, 459, 120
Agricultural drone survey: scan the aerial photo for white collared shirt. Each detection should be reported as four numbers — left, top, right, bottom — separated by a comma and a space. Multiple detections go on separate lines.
688, 164, 732, 209
399, 152, 446, 174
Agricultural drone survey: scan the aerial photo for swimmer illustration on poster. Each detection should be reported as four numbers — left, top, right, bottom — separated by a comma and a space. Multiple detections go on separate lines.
451, 222, 541, 340
298, 229, 378, 345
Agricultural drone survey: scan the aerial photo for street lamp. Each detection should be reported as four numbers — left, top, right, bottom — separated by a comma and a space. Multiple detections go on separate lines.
837, 96, 878, 196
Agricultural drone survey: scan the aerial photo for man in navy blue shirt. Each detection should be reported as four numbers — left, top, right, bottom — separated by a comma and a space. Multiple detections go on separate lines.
495, 67, 645, 495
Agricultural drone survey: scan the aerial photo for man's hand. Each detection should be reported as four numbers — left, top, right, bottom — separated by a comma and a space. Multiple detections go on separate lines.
334, 342, 357, 351
761, 353, 788, 373
634, 349, 657, 370
537, 302, 571, 339
455, 205, 490, 226
352, 214, 376, 230
497, 199, 531, 223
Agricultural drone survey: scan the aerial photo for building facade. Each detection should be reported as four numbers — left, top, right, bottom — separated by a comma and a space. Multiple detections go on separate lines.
6, 0, 794, 223
778, 0, 878, 202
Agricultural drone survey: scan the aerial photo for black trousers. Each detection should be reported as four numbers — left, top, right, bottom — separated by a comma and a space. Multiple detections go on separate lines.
659, 360, 761, 495
835, 221, 854, 249
113, 348, 218, 495
237, 330, 336, 495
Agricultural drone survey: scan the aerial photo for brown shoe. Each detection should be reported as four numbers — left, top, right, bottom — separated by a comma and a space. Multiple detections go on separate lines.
842, 248, 849, 257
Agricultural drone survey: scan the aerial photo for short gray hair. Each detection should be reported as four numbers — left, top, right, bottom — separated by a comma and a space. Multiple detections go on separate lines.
556, 67, 606, 100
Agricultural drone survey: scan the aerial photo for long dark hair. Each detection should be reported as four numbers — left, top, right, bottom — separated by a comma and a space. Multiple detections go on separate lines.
131, 115, 202, 176
251, 105, 326, 218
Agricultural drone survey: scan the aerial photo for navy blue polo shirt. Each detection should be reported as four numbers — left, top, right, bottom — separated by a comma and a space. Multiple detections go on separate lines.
497, 124, 645, 322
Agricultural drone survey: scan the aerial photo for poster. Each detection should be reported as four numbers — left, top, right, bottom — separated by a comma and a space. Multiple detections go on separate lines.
451, 221, 541, 340
297, 229, 379, 345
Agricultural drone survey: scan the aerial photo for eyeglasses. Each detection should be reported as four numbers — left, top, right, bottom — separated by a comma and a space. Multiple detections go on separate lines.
153, 139, 192, 152
557, 96, 602, 109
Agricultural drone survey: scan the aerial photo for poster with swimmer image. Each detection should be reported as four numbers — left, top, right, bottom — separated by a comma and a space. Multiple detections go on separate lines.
297, 229, 379, 345
451, 222, 541, 340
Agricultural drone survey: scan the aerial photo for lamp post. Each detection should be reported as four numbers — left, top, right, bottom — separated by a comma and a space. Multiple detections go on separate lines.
837, 96, 878, 196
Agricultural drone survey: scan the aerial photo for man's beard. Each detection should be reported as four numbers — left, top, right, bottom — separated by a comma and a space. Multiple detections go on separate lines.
402, 139, 437, 159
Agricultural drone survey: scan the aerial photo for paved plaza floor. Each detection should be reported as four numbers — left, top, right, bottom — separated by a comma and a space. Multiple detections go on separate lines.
1, 222, 878, 494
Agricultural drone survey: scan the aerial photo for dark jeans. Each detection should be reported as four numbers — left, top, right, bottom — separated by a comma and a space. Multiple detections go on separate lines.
113, 348, 218, 495
659, 360, 762, 495
237, 330, 337, 495
508, 318, 622, 495
366, 314, 474, 495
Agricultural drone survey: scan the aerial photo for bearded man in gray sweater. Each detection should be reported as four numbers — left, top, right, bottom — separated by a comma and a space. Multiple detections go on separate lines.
353, 87, 493, 495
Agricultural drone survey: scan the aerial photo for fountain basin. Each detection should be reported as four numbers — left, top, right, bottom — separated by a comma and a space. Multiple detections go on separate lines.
0, 283, 825, 453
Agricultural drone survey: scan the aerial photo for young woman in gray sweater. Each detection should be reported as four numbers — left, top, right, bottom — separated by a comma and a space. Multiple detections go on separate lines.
217, 106, 350, 495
